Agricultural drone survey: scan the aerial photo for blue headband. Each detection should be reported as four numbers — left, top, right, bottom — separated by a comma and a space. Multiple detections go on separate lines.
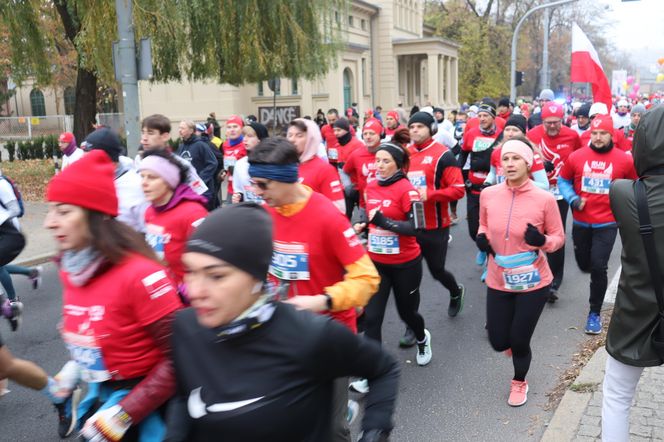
248, 163, 299, 183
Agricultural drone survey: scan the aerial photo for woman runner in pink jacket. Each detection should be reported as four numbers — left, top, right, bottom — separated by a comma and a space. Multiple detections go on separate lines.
476, 137, 565, 407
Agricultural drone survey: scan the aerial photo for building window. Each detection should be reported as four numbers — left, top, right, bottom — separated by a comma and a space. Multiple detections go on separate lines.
257, 82, 264, 97
64, 87, 76, 115
99, 88, 118, 113
291, 78, 299, 95
30, 89, 46, 117
348, 15, 353, 27
361, 19, 366, 30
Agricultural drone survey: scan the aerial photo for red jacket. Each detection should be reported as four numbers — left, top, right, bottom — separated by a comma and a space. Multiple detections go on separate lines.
408, 138, 465, 229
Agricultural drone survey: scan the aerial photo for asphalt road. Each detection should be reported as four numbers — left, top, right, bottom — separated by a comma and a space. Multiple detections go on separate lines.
0, 202, 622, 441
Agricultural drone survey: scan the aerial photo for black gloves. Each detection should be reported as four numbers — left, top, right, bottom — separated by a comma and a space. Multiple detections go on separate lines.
358, 429, 390, 442
370, 210, 387, 228
524, 223, 546, 247
476, 233, 495, 256
570, 198, 583, 211
544, 161, 555, 173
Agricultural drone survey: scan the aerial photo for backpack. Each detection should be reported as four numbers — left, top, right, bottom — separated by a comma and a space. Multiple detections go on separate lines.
0, 176, 25, 217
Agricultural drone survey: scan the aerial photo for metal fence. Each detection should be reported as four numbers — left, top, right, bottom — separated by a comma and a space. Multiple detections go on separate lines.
0, 115, 73, 141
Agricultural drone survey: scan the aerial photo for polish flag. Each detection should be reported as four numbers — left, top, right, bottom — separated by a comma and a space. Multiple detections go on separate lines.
570, 23, 612, 111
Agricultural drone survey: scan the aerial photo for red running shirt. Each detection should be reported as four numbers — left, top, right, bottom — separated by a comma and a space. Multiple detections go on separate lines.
527, 125, 580, 193
265, 192, 366, 332
61, 254, 182, 381
222, 139, 247, 194
343, 147, 377, 208
365, 178, 421, 264
298, 156, 344, 206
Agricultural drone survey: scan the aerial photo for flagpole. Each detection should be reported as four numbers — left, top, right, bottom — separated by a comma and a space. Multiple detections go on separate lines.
510, 0, 578, 103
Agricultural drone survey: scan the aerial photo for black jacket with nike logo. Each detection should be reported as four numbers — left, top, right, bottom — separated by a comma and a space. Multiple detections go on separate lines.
166, 303, 399, 441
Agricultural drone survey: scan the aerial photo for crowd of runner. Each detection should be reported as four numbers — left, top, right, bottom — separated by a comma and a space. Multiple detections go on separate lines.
0, 88, 661, 441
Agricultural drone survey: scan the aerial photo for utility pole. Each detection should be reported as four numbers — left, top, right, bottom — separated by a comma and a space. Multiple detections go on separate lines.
115, 0, 141, 156
510, 0, 578, 102
540, 8, 551, 91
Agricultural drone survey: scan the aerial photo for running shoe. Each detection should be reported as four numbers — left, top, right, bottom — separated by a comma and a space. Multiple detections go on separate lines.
480, 267, 487, 283
507, 380, 528, 407
416, 329, 432, 366
547, 288, 559, 304
399, 327, 417, 348
349, 378, 369, 394
30, 266, 43, 290
54, 386, 81, 438
7, 300, 23, 332
475, 250, 487, 266
448, 284, 465, 317
347, 399, 359, 425
450, 213, 458, 225
585, 312, 602, 335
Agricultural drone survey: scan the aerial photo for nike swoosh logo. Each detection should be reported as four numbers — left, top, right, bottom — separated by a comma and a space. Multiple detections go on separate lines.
188, 387, 265, 419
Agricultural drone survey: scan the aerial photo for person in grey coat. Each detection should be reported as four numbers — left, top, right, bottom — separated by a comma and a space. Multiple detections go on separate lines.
603, 105, 664, 441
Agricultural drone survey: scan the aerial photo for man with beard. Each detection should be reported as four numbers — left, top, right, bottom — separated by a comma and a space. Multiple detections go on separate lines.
527, 103, 580, 302
558, 115, 637, 334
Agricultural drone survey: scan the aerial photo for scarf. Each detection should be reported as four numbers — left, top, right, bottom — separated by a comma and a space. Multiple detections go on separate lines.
154, 183, 208, 213
479, 124, 497, 136
377, 169, 406, 186
61, 247, 106, 287
229, 135, 244, 147
206, 293, 277, 342
337, 131, 352, 146
589, 139, 614, 154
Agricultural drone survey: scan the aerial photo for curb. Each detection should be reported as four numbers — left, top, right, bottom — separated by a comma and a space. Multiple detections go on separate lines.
13, 252, 56, 268
541, 347, 608, 441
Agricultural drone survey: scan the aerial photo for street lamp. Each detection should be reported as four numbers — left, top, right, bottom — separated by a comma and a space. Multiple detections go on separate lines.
510, 0, 578, 102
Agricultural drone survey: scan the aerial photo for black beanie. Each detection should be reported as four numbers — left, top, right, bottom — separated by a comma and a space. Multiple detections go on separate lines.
575, 103, 591, 118
248, 122, 269, 140
333, 118, 350, 132
498, 97, 511, 108
84, 127, 123, 162
504, 114, 527, 134
187, 203, 273, 281
408, 111, 435, 132
478, 103, 496, 118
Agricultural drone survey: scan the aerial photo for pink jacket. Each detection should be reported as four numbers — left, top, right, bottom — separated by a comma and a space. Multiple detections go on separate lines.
479, 179, 565, 292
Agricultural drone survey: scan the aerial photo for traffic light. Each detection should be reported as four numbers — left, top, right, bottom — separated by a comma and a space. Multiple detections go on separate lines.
516, 71, 525, 87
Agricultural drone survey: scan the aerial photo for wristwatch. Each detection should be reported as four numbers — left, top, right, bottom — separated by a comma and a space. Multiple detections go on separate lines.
323, 294, 333, 310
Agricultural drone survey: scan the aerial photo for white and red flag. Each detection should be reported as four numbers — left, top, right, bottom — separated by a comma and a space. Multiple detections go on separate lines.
570, 23, 612, 111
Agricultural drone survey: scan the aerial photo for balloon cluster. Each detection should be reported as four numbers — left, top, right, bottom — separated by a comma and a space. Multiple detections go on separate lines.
657, 58, 664, 84
622, 75, 641, 100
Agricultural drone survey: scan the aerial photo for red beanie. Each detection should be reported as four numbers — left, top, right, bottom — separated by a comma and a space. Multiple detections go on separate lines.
541, 103, 564, 119
226, 115, 244, 127
46, 150, 118, 216
590, 114, 613, 133
387, 110, 399, 121
363, 117, 383, 134
59, 132, 74, 143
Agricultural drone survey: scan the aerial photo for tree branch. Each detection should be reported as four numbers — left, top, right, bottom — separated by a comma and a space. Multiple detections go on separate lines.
53, 0, 79, 44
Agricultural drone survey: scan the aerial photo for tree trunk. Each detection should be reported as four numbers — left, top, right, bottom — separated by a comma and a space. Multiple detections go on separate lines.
73, 66, 97, 143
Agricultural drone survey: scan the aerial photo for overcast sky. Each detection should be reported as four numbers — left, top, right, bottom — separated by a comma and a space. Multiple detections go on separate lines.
603, 0, 664, 56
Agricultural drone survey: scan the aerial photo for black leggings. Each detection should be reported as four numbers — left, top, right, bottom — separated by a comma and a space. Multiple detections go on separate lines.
546, 199, 568, 291
466, 192, 480, 241
364, 258, 425, 343
0, 221, 25, 267
486, 285, 549, 381
416, 228, 460, 298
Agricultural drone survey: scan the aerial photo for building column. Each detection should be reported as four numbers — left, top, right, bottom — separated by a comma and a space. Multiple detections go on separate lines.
451, 57, 459, 106
427, 54, 439, 107
445, 56, 452, 108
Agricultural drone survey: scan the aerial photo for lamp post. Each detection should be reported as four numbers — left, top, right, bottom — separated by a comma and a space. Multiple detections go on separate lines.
510, 0, 578, 102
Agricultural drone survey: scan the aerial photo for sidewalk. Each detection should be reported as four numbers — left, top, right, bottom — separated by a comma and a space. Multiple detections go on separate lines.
15, 201, 56, 266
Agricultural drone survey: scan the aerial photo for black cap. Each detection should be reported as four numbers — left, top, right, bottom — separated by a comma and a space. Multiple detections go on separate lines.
248, 122, 269, 140
504, 114, 527, 134
84, 127, 123, 162
408, 111, 435, 130
333, 118, 351, 132
575, 103, 592, 118
498, 97, 511, 108
187, 203, 273, 281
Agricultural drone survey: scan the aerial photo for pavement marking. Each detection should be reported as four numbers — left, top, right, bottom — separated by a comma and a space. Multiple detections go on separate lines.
603, 265, 621, 305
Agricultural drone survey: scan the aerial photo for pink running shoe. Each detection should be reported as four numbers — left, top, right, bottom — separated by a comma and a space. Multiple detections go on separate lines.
508, 380, 528, 407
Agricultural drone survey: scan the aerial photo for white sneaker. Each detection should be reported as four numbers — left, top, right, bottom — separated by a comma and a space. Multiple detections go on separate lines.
349, 378, 369, 394
416, 329, 432, 366
347, 399, 359, 425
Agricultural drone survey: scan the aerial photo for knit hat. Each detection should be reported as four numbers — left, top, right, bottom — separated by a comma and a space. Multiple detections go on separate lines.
333, 118, 350, 132
226, 115, 244, 127
59, 132, 74, 144
386, 110, 399, 122
478, 103, 496, 118
195, 123, 207, 133
363, 117, 383, 134
631, 104, 646, 115
617, 99, 629, 108
407, 111, 435, 132
498, 97, 511, 108
187, 203, 273, 281
138, 155, 181, 189
590, 114, 613, 133
46, 150, 118, 216
541, 103, 564, 119
84, 127, 123, 163
502, 139, 533, 168
538, 89, 555, 101
504, 114, 527, 134
468, 105, 479, 117
248, 121, 269, 140
575, 103, 591, 118
589, 102, 608, 118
